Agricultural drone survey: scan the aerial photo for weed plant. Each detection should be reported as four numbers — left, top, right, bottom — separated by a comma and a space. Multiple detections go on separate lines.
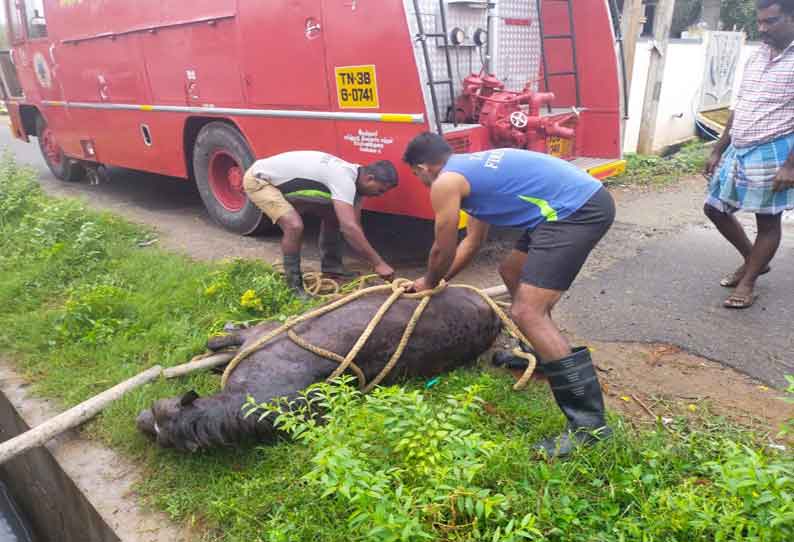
1, 157, 791, 541
610, 141, 709, 188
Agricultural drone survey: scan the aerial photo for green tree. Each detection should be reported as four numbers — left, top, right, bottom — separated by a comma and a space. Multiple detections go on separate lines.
721, 0, 759, 39
671, 0, 704, 36
619, 0, 760, 39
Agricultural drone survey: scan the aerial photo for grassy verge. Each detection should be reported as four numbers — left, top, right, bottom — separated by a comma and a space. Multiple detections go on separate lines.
608, 139, 710, 188
1, 158, 793, 542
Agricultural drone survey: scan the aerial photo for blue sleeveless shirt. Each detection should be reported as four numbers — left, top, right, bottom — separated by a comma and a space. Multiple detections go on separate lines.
442, 149, 602, 230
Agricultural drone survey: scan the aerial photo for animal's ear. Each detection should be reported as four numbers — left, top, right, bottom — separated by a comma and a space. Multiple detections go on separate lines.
179, 390, 200, 407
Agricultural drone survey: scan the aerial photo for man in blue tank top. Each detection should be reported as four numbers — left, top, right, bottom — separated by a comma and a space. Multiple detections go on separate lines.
403, 132, 615, 458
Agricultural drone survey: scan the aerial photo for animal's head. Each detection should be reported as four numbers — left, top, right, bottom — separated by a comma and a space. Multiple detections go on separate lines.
136, 390, 204, 452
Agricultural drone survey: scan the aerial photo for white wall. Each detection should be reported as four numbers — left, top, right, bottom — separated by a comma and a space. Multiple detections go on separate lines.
623, 38, 760, 154
732, 42, 761, 106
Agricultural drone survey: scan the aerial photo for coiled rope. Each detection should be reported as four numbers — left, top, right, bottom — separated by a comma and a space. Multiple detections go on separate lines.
220, 278, 537, 392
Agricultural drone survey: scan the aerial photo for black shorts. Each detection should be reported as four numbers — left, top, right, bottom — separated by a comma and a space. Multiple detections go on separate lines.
514, 187, 615, 291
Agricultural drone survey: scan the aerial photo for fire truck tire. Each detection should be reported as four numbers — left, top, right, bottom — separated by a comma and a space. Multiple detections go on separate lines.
192, 122, 264, 235
35, 116, 84, 182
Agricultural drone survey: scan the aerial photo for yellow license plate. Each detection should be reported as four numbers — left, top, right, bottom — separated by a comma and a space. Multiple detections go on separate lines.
548, 136, 572, 157
335, 65, 379, 109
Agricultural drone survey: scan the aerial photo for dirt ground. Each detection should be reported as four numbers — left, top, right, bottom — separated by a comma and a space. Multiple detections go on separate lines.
587, 341, 789, 433
3, 125, 791, 437
491, 336, 790, 438
494, 339, 790, 436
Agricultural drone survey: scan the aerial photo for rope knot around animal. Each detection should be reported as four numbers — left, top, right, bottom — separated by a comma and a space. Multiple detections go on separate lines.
220, 278, 537, 392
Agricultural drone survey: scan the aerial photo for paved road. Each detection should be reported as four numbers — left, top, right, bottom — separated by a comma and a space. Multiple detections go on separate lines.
4, 127, 794, 387
560, 225, 794, 387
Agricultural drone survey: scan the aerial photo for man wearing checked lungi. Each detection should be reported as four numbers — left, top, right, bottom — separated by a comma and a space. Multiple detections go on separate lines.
704, 0, 794, 309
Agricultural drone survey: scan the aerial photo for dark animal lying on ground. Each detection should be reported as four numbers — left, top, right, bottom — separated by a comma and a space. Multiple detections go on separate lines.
137, 288, 502, 451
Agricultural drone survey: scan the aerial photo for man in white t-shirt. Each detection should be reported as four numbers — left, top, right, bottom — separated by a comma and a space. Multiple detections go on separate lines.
243, 151, 398, 296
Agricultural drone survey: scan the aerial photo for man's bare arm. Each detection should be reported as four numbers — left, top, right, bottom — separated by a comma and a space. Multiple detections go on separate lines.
333, 200, 393, 278
705, 112, 734, 176
444, 216, 489, 281
785, 145, 794, 169
423, 174, 465, 287
772, 144, 794, 192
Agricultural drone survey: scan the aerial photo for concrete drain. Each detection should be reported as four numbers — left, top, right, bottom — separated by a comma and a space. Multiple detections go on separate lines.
0, 392, 119, 542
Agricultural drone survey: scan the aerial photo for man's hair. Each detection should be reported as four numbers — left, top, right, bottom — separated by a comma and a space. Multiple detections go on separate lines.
402, 132, 453, 167
361, 160, 399, 187
757, 0, 794, 15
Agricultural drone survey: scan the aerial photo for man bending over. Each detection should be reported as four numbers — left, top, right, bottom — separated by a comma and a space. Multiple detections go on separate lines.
404, 133, 615, 458
243, 151, 397, 297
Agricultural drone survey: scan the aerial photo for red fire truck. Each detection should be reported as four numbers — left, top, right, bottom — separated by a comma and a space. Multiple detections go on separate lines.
1, 0, 626, 234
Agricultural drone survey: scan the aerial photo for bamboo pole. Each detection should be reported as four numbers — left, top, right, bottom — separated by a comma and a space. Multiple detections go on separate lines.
0, 365, 163, 465
481, 284, 509, 299
163, 352, 235, 379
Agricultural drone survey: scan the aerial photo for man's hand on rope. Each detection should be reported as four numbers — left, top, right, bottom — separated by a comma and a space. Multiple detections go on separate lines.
407, 276, 433, 293
374, 262, 395, 282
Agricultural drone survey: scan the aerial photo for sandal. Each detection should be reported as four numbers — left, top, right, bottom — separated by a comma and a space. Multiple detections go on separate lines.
720, 266, 770, 288
723, 292, 755, 309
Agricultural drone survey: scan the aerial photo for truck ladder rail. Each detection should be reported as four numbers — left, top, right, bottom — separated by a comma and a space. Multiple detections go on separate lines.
536, 0, 582, 112
412, 0, 458, 135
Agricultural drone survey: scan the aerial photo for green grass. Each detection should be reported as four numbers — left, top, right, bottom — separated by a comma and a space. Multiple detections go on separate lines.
1, 157, 793, 541
609, 140, 710, 188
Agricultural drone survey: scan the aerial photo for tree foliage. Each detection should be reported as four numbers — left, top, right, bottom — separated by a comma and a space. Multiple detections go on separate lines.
721, 0, 760, 39
617, 0, 759, 39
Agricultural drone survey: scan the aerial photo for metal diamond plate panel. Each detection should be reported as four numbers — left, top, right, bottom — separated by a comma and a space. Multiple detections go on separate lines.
404, 2, 543, 128
405, 1, 490, 124
494, 0, 542, 91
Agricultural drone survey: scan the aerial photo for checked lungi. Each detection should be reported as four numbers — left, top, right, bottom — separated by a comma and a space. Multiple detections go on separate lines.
705, 133, 794, 215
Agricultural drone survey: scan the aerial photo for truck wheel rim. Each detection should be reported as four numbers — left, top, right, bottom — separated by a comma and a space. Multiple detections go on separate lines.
208, 150, 246, 212
41, 128, 63, 167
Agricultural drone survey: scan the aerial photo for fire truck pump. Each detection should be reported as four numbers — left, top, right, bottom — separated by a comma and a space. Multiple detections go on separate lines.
451, 73, 577, 152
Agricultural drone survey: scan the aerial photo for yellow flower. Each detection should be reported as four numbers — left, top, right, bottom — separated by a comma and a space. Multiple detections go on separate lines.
687, 404, 697, 412
620, 396, 632, 402
240, 289, 264, 311
204, 284, 219, 297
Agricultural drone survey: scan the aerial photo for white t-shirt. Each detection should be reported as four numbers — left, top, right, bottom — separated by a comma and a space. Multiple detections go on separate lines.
248, 151, 360, 206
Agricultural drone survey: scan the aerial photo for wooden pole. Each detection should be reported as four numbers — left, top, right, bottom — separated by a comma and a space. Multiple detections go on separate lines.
621, 0, 645, 96
481, 284, 509, 299
0, 365, 163, 465
163, 352, 236, 379
637, 0, 676, 155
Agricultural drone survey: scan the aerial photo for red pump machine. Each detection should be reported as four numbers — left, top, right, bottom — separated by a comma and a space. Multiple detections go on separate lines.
1, 0, 626, 233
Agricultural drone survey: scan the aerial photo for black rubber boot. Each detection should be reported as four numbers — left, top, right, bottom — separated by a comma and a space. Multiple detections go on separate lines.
492, 342, 537, 370
534, 347, 612, 459
283, 253, 310, 300
319, 227, 354, 278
